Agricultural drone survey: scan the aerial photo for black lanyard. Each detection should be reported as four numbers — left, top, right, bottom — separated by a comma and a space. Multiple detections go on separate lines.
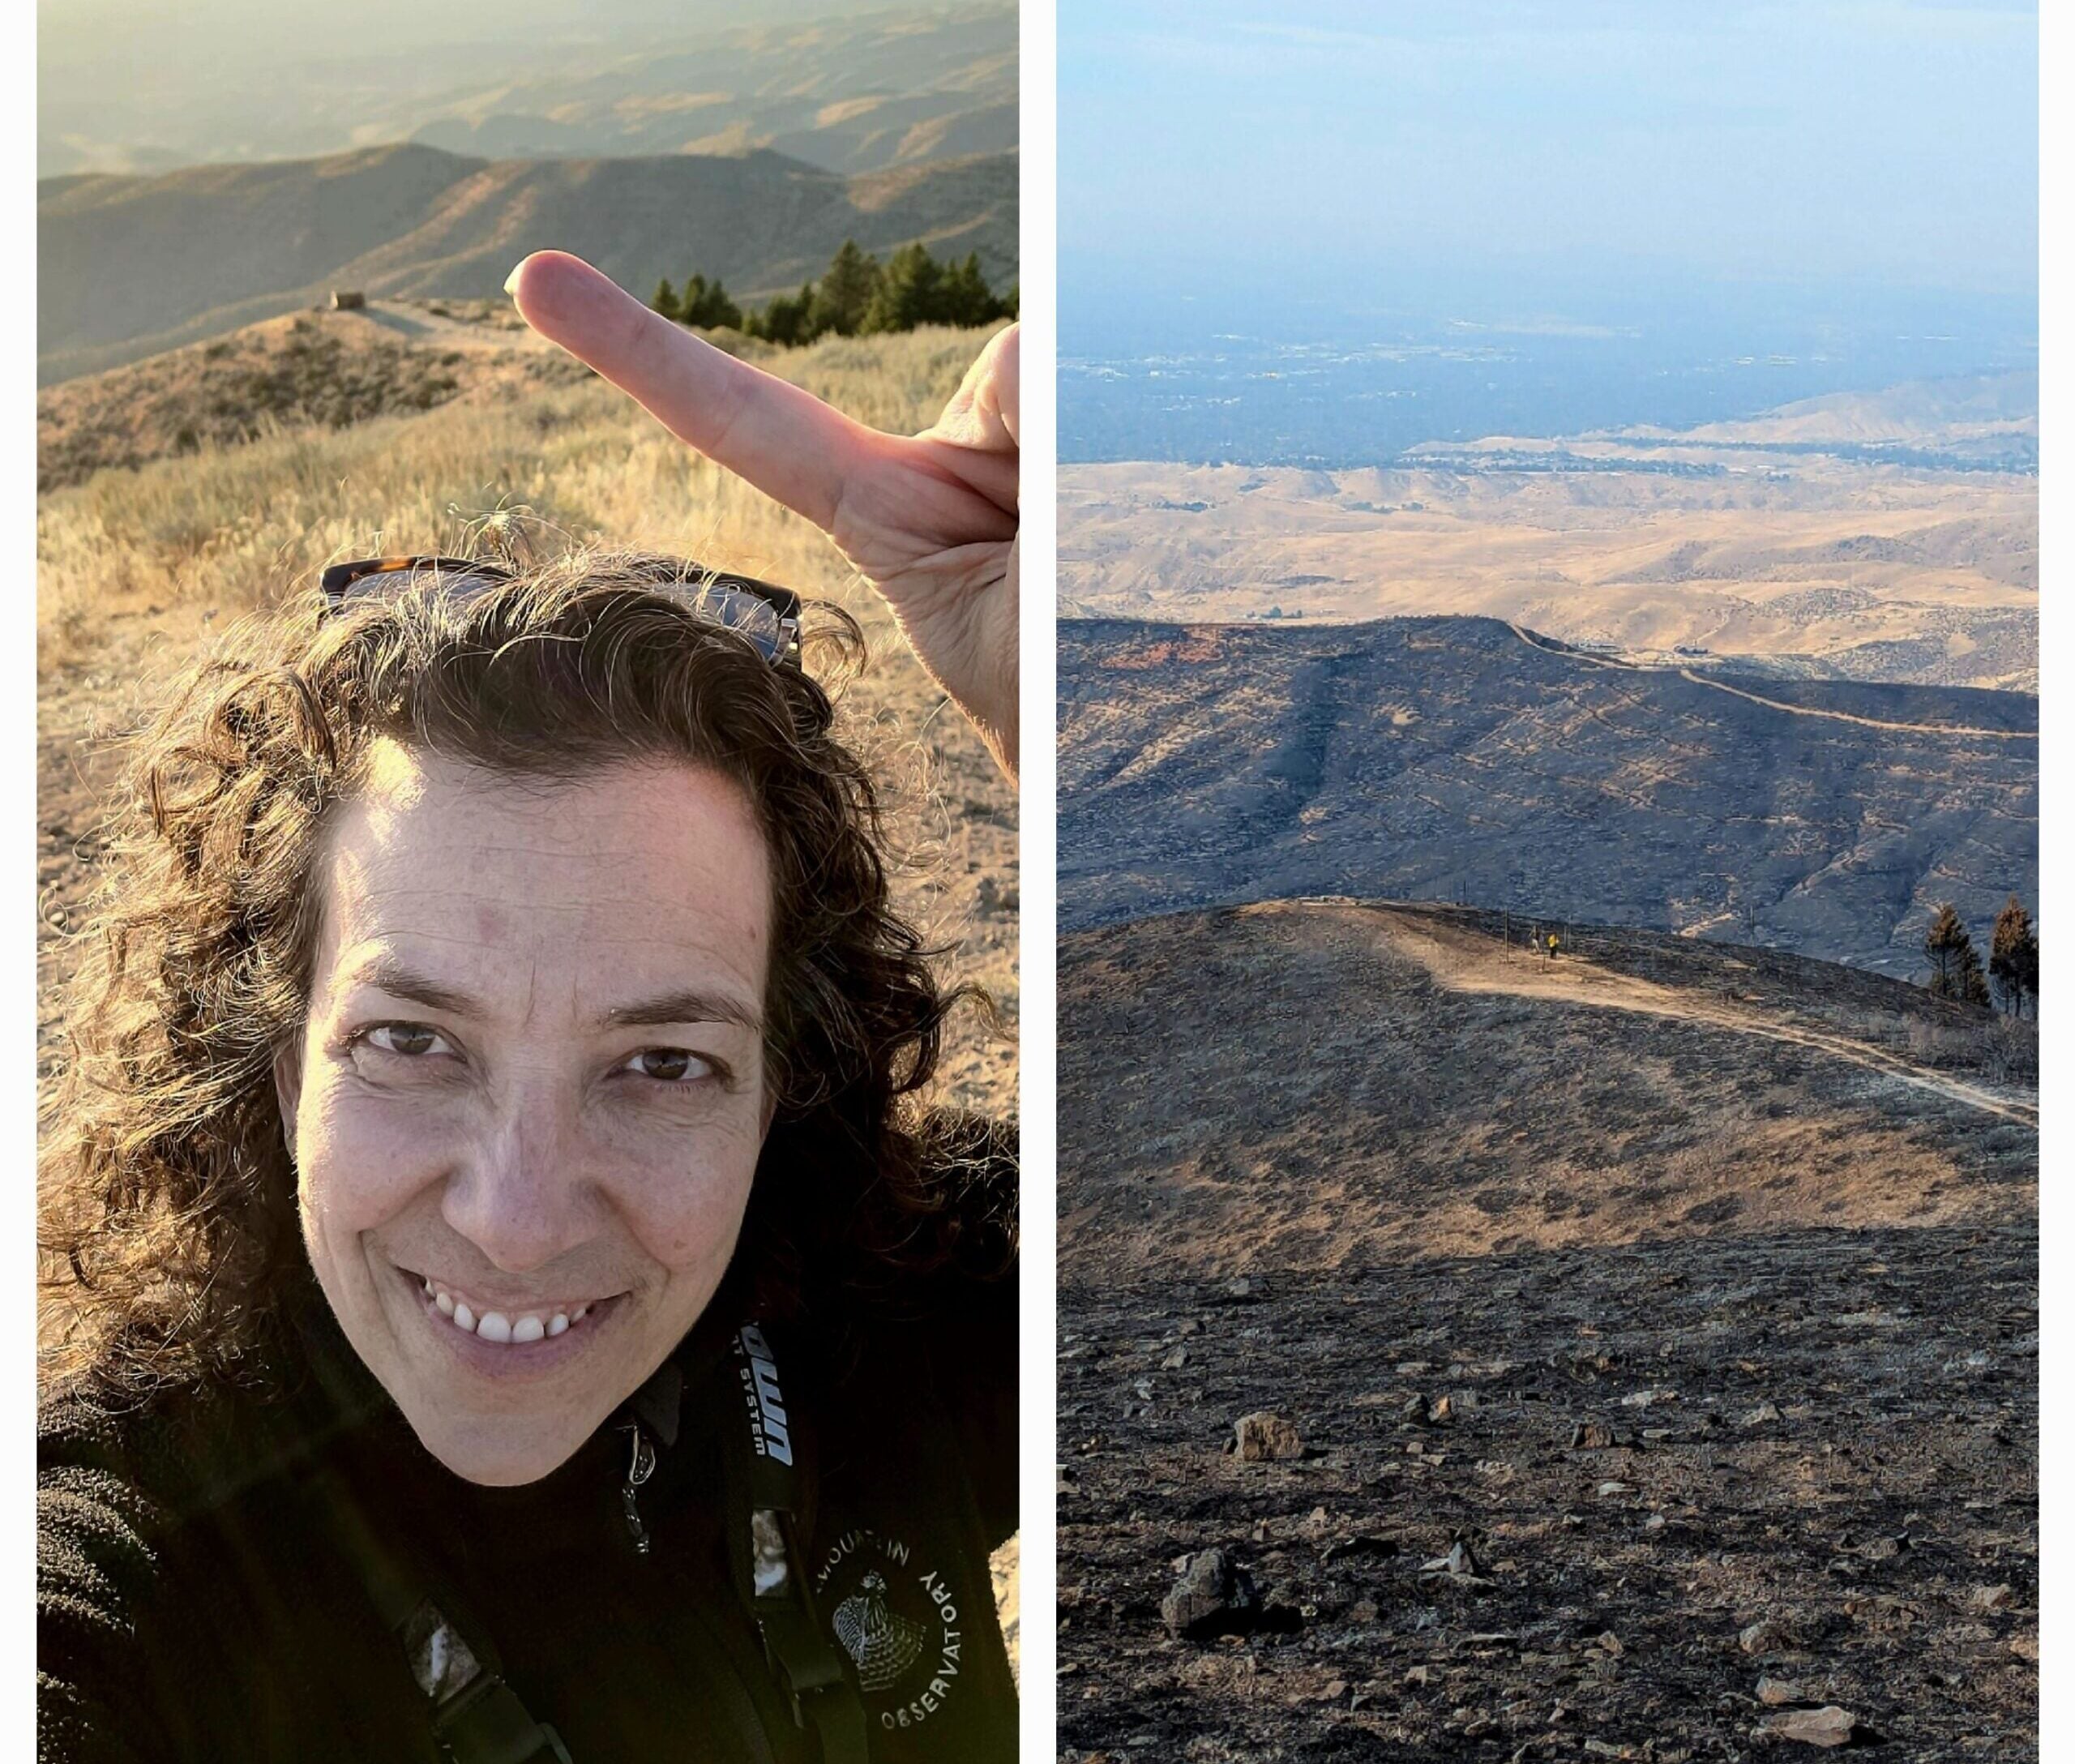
303, 1321, 867, 1764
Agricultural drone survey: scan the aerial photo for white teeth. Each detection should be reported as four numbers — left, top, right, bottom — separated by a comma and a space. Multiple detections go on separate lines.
422, 1277, 598, 1345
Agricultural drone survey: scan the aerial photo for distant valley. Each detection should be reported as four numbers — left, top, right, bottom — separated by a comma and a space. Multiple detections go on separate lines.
1060, 379, 2037, 693
1059, 615, 2037, 974
39, 143, 1015, 384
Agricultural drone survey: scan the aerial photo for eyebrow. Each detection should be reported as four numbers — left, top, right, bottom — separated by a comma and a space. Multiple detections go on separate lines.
345, 959, 764, 1034
603, 989, 764, 1034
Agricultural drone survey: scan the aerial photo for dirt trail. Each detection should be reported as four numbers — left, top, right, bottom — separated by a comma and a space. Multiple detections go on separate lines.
1254, 900, 2039, 1127
342, 302, 555, 354
1507, 623, 2036, 741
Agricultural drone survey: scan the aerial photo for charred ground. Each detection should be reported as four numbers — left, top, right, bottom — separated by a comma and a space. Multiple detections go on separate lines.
1059, 617, 2038, 978
1058, 901, 2036, 1760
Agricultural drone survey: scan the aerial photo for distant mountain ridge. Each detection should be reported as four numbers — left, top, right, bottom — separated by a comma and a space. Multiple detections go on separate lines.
1059, 615, 2037, 974
39, 142, 1016, 384
41, 3, 1015, 181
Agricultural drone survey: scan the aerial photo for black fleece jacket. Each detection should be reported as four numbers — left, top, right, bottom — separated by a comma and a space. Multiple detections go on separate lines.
37, 1168, 1018, 1762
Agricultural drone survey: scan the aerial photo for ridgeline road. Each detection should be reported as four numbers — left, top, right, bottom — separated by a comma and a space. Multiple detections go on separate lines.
1507, 623, 2040, 742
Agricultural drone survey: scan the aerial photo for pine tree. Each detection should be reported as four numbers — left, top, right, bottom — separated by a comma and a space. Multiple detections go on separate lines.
1960, 940, 1992, 1008
652, 277, 681, 321
939, 252, 1002, 327
1925, 903, 1988, 1006
749, 282, 819, 347
687, 277, 742, 330
862, 242, 945, 334
813, 241, 880, 336
1990, 895, 2039, 1018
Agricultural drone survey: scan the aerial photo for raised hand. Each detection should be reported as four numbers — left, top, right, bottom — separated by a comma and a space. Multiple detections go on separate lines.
505, 251, 1020, 780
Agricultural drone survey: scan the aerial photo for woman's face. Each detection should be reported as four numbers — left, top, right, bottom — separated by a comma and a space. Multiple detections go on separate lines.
277, 743, 774, 1485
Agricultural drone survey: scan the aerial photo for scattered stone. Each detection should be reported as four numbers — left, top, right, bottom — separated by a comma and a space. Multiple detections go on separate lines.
1594, 1631, 1624, 1657
1970, 1583, 2014, 1612
1428, 1394, 1456, 1424
1234, 1412, 1303, 1462
1160, 1549, 1263, 1639
1739, 1619, 1792, 1655
1620, 1389, 1675, 1407
1757, 1676, 1812, 1706
1405, 1665, 1431, 1686
1161, 1347, 1188, 1370
1764, 1706, 1859, 1748
1598, 1480, 1632, 1497
1741, 1402, 1782, 1427
1418, 1538, 1491, 1585
1323, 1678, 1347, 1699
1571, 1422, 1616, 1449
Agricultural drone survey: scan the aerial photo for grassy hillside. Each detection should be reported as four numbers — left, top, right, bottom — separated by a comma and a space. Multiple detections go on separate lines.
1058, 616, 2038, 973
38, 321, 1019, 1121
39, 143, 1016, 384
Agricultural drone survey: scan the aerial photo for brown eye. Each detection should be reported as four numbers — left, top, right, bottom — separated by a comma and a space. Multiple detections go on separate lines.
622, 1048, 713, 1083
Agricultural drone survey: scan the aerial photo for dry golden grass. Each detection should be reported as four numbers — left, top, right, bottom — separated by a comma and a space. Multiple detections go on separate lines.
37, 320, 1019, 1117
1059, 459, 2039, 691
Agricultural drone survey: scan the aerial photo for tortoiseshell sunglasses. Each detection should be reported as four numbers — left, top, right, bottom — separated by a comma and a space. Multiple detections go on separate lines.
319, 555, 803, 666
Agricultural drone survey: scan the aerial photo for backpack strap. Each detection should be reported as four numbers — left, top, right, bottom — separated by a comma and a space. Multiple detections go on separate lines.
720, 1321, 870, 1764
306, 1459, 574, 1764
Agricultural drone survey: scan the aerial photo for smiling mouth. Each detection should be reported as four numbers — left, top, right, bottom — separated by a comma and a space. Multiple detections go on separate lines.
399, 1266, 623, 1347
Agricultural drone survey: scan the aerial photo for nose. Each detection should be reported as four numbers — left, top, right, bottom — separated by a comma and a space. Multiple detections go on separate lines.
439, 1077, 597, 1274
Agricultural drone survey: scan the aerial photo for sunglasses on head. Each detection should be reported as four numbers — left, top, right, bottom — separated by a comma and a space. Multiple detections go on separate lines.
319, 555, 804, 666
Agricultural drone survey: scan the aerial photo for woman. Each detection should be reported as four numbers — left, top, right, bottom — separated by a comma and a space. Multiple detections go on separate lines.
38, 255, 1020, 1763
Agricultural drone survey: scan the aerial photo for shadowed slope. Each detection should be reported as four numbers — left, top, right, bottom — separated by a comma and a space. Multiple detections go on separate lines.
1059, 617, 2037, 973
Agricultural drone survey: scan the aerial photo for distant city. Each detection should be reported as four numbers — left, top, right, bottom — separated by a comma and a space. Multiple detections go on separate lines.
1060, 273, 2039, 466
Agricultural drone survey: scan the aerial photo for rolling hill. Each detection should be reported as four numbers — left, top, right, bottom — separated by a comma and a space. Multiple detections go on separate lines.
1059, 615, 2037, 974
1060, 898, 2034, 1282
38, 143, 1016, 384
1059, 396, 2039, 693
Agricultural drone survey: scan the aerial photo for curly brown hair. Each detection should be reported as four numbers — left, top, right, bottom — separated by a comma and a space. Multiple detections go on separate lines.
41, 550, 1005, 1404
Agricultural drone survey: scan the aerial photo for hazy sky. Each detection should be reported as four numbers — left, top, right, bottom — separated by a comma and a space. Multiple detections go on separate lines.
1060, 0, 2038, 301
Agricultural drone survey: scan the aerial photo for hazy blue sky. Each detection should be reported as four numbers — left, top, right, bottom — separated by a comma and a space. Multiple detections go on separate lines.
1060, 0, 2037, 302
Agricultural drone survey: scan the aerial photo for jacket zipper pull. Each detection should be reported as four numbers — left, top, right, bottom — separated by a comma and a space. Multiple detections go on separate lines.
620, 1421, 657, 1556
